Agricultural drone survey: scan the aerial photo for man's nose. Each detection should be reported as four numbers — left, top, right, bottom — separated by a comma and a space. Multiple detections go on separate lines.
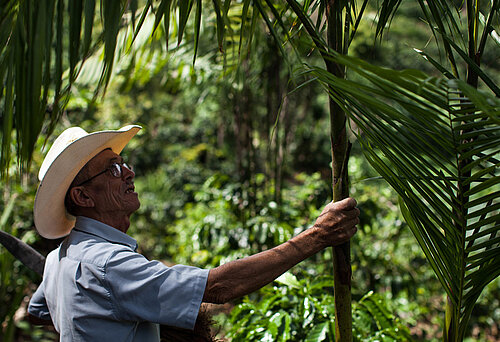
122, 165, 135, 180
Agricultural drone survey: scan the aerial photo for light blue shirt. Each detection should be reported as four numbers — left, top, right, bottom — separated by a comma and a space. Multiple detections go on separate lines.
28, 216, 209, 342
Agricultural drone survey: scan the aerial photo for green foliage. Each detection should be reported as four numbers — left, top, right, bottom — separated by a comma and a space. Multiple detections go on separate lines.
348, 154, 440, 300
310, 52, 499, 340
226, 272, 412, 342
169, 171, 329, 268
0, 250, 26, 341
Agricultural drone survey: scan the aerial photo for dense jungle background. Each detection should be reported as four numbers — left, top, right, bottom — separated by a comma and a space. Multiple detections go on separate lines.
0, 1, 499, 341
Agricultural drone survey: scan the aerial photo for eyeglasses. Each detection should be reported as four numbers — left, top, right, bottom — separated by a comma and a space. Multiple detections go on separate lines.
76, 162, 132, 186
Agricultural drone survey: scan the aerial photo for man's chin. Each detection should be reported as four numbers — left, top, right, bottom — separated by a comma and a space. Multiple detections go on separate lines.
122, 193, 140, 215
131, 199, 140, 213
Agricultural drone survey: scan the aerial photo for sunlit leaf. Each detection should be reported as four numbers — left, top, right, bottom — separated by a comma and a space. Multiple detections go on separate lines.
304, 321, 328, 342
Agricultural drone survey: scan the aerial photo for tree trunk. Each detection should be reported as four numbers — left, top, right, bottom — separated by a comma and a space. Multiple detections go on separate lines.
326, 1, 352, 341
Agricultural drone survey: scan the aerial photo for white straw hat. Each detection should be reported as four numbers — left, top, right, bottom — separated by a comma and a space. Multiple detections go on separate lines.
34, 125, 141, 239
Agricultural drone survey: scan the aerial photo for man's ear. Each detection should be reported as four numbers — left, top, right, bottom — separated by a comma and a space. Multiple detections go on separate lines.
69, 187, 95, 208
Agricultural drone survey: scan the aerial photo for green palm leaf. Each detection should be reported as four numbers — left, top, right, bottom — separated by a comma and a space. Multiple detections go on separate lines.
0, 0, 123, 176
307, 53, 499, 340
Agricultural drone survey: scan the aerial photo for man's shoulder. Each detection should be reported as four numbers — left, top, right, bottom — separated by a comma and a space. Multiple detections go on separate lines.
63, 231, 136, 268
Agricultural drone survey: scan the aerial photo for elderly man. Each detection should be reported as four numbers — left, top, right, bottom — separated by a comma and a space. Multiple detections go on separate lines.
28, 125, 359, 341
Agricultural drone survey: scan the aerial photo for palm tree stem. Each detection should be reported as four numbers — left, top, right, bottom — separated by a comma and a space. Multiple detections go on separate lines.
326, 1, 352, 341
283, 2, 353, 339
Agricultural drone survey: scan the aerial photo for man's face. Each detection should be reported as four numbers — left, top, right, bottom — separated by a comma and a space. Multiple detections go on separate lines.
83, 149, 140, 217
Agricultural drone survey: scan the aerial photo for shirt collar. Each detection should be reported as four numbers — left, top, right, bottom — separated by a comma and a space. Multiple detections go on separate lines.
74, 216, 138, 251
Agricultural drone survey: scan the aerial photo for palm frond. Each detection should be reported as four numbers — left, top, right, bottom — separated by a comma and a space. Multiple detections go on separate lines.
0, 0, 126, 177
443, 35, 500, 96
375, 0, 403, 39
307, 53, 499, 339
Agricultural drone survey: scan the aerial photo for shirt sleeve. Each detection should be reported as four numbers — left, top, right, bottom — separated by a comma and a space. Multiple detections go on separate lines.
104, 249, 209, 330
27, 281, 52, 321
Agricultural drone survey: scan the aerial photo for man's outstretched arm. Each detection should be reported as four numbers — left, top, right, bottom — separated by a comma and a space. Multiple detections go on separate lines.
203, 198, 359, 304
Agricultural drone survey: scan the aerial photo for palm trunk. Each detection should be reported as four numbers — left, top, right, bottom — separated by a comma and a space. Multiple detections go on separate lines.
329, 103, 352, 342
326, 1, 352, 341
283, 0, 353, 339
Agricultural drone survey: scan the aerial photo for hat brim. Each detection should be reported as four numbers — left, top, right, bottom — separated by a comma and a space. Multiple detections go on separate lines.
34, 125, 141, 239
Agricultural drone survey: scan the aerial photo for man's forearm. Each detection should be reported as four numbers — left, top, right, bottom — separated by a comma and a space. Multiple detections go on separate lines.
202, 198, 359, 304
202, 227, 325, 304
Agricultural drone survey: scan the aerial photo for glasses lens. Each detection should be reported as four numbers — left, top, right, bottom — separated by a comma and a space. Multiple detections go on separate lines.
110, 163, 122, 178
123, 163, 132, 171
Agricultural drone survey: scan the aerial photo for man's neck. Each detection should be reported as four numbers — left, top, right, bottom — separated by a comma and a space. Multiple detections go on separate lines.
80, 211, 131, 233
